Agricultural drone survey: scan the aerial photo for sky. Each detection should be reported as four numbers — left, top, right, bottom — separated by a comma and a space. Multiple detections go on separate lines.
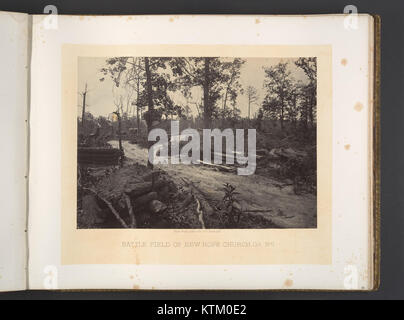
77, 57, 310, 119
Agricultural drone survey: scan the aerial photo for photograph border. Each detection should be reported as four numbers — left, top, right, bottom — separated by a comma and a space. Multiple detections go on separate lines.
61, 44, 332, 266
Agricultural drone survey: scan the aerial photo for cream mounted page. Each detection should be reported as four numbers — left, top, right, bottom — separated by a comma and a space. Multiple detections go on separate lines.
26, 14, 379, 290
0, 11, 29, 292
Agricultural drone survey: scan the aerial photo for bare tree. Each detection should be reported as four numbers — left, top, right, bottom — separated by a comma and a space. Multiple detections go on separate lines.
112, 92, 124, 152
79, 83, 89, 133
246, 85, 259, 120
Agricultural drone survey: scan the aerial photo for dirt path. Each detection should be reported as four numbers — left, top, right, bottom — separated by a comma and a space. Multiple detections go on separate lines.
110, 140, 316, 228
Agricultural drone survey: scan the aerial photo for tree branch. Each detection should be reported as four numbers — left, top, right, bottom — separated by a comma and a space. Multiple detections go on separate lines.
82, 186, 129, 228
125, 194, 136, 228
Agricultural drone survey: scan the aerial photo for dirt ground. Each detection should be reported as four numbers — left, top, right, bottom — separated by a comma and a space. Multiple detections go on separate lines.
108, 140, 316, 228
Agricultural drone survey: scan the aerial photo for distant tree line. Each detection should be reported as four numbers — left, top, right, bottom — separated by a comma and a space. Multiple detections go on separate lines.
79, 57, 316, 139
259, 57, 317, 130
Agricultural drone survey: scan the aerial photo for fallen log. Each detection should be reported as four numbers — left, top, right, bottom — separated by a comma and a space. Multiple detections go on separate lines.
196, 160, 236, 173
78, 147, 123, 166
268, 147, 308, 160
134, 191, 158, 207
82, 186, 129, 228
124, 182, 153, 198
211, 150, 263, 160
125, 180, 167, 198
149, 200, 167, 214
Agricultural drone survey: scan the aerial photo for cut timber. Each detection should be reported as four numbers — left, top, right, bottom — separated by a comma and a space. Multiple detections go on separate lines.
211, 150, 263, 160
125, 182, 153, 198
125, 180, 166, 198
149, 200, 168, 214
78, 147, 123, 166
134, 191, 158, 207
82, 187, 129, 228
268, 147, 308, 160
96, 165, 146, 201
196, 160, 235, 173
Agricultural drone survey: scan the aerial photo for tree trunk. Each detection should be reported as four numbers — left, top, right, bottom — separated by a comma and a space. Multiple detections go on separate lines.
203, 58, 211, 128
81, 83, 87, 134
223, 88, 229, 117
136, 74, 140, 135
136, 106, 140, 132
114, 111, 123, 152
144, 57, 154, 126
144, 57, 154, 168
309, 94, 314, 128
303, 96, 308, 130
280, 95, 284, 130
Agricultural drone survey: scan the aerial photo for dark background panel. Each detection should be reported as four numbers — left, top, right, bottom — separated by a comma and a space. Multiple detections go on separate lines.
0, 0, 402, 300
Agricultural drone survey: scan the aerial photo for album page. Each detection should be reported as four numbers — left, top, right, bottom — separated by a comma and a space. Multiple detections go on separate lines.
29, 14, 375, 290
0, 11, 29, 292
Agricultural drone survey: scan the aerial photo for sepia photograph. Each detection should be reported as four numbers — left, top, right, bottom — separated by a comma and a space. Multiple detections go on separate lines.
76, 56, 317, 229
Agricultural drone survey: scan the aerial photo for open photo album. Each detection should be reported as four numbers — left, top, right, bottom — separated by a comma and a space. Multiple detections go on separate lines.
0, 12, 380, 291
